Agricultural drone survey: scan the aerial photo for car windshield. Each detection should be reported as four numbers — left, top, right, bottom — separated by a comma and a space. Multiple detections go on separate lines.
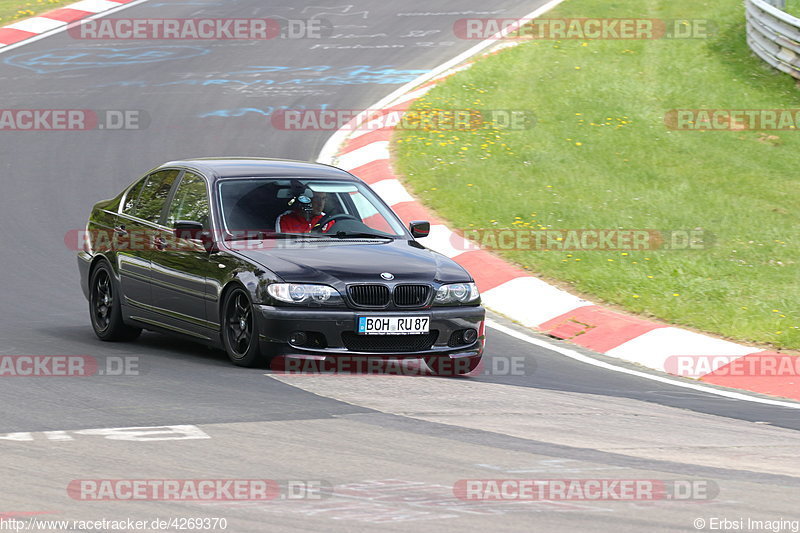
217, 178, 407, 239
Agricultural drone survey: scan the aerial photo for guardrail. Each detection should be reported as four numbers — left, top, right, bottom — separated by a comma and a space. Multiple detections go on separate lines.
745, 0, 800, 79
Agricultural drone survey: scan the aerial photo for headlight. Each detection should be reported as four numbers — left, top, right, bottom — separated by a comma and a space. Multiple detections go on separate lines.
267, 283, 344, 306
434, 282, 480, 305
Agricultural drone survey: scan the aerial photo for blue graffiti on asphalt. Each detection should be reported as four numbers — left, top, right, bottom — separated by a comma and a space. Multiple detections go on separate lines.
222, 66, 356, 76
4, 46, 211, 74
96, 65, 429, 88
199, 104, 329, 118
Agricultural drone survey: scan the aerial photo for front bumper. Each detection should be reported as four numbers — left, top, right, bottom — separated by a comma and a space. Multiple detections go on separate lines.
77, 252, 93, 301
256, 304, 485, 359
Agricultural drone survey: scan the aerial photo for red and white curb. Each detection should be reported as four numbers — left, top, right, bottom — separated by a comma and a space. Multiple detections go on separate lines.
317, 1, 798, 402
0, 0, 141, 50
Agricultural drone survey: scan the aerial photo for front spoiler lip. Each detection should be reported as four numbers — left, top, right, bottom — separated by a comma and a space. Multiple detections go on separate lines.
270, 347, 483, 360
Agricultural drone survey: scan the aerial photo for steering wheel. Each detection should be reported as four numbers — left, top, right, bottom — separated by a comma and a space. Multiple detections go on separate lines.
311, 213, 359, 233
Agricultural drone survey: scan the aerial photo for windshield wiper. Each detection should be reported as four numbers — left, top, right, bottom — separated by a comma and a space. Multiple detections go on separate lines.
332, 231, 394, 240
225, 231, 393, 241
225, 232, 330, 241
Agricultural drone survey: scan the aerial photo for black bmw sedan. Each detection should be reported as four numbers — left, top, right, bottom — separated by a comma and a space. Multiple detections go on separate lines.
77, 158, 485, 375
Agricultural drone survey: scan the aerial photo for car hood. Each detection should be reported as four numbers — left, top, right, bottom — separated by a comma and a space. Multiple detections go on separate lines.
231, 239, 471, 286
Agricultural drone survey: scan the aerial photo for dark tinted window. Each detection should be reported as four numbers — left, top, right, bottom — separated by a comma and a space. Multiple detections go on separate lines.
135, 169, 180, 223
121, 177, 147, 215
167, 172, 210, 228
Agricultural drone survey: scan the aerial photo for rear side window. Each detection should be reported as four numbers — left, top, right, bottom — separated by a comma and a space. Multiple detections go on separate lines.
135, 169, 181, 223
166, 172, 210, 228
121, 177, 147, 216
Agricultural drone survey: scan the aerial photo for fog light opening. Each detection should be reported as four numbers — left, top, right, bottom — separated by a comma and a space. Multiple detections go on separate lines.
463, 329, 478, 344
289, 331, 308, 347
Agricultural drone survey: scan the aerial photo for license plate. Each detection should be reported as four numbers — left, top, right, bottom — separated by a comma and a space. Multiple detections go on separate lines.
357, 316, 430, 335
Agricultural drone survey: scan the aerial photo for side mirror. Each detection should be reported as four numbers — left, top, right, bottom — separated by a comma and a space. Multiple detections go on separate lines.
174, 220, 204, 240
409, 220, 430, 239
175, 220, 217, 253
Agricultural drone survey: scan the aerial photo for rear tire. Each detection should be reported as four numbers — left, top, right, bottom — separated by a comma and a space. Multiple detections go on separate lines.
424, 355, 481, 376
222, 287, 267, 367
89, 261, 141, 342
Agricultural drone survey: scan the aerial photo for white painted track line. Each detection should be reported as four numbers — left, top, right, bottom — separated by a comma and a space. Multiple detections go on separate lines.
487, 319, 800, 409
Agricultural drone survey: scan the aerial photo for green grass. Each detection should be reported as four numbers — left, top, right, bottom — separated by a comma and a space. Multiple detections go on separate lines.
394, 0, 800, 351
0, 0, 74, 25
785, 0, 800, 17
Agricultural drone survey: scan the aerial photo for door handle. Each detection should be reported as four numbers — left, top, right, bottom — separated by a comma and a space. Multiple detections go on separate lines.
114, 224, 127, 236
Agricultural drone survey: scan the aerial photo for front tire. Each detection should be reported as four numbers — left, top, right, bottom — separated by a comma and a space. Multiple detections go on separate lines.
89, 261, 141, 342
222, 288, 267, 367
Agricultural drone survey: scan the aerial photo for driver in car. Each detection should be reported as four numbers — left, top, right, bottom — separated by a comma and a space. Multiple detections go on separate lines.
275, 192, 334, 233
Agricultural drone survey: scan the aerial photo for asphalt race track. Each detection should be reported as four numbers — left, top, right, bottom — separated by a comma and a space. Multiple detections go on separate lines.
0, 1, 798, 531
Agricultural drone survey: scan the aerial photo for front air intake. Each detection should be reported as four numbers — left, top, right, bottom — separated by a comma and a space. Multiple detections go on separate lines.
348, 284, 390, 307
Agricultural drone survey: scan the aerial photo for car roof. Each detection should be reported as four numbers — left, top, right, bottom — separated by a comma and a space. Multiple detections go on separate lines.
158, 157, 359, 182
